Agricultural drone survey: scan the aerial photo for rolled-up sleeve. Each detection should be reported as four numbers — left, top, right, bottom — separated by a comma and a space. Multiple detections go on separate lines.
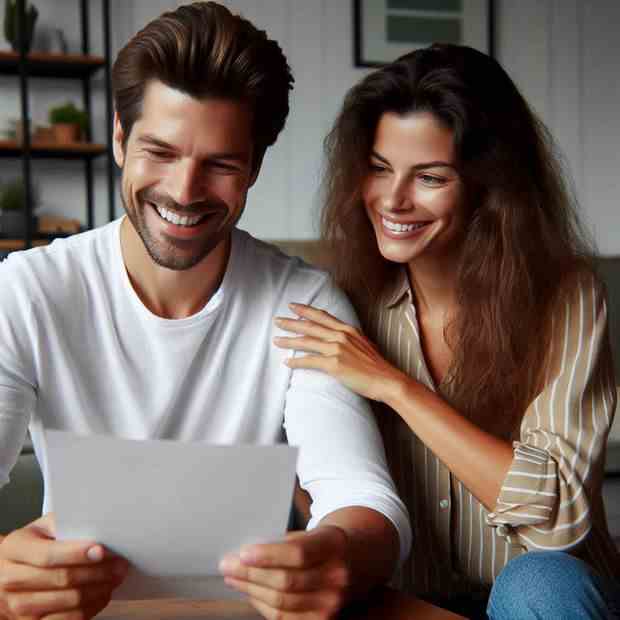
487, 274, 616, 551
283, 281, 412, 565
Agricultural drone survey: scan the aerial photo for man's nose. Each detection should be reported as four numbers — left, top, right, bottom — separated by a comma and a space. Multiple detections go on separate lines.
166, 159, 205, 206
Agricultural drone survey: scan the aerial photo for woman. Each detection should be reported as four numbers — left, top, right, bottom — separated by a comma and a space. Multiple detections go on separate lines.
274, 44, 619, 618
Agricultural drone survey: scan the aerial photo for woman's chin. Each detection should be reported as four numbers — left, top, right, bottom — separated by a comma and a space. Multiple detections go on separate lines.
376, 237, 423, 265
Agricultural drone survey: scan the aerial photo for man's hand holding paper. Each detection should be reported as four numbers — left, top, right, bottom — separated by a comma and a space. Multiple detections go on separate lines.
0, 514, 128, 619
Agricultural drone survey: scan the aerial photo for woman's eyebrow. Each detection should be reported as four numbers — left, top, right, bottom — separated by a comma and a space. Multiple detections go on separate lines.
370, 150, 456, 171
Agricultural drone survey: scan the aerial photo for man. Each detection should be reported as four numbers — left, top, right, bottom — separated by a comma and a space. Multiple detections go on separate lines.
0, 3, 411, 619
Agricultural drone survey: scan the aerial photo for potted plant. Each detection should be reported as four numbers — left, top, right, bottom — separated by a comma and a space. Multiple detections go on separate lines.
3, 0, 39, 54
0, 178, 38, 236
48, 102, 88, 144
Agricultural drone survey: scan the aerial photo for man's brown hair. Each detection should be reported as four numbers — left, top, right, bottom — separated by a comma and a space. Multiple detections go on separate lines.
112, 1, 293, 167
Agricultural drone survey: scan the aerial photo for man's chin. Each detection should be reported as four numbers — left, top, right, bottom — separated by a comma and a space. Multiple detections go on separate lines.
143, 233, 227, 272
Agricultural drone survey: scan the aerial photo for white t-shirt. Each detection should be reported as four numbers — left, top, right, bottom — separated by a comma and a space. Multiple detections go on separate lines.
0, 219, 411, 561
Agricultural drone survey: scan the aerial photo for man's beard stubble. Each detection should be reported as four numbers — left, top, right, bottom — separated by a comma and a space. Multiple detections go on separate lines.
121, 185, 233, 271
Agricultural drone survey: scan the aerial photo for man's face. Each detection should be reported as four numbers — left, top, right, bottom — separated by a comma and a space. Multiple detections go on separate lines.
113, 80, 256, 271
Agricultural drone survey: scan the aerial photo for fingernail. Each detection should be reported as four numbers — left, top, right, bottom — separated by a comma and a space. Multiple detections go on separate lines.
289, 303, 299, 309
273, 336, 282, 343
218, 555, 237, 573
87, 545, 103, 562
274, 317, 283, 324
239, 546, 258, 564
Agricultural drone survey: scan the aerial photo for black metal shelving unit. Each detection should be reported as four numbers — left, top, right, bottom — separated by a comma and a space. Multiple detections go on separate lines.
0, 0, 115, 252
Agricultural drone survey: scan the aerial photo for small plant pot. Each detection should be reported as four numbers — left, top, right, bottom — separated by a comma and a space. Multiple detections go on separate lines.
0, 212, 38, 237
52, 123, 81, 144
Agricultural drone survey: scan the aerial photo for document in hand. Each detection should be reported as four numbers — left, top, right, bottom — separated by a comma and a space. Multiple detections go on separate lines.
43, 430, 298, 599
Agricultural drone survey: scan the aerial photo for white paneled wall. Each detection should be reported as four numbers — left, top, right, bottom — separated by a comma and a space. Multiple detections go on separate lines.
498, 0, 620, 255
2, 1, 618, 247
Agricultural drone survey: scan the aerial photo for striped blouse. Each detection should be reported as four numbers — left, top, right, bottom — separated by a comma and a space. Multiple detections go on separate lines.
365, 269, 619, 598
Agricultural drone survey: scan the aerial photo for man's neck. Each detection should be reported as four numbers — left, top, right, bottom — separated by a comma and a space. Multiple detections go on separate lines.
120, 218, 231, 319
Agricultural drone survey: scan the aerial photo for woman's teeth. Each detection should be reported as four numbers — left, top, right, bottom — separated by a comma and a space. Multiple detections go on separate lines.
154, 204, 204, 227
382, 217, 428, 233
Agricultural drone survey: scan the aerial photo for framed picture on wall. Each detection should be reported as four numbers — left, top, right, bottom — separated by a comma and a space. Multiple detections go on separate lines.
353, 0, 494, 68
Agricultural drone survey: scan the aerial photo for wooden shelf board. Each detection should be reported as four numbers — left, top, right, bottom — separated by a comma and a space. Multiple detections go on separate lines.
0, 239, 50, 251
0, 140, 107, 159
0, 51, 105, 78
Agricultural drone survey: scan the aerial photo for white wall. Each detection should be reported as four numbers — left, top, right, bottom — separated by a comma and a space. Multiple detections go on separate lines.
497, 0, 620, 255
2, 1, 618, 250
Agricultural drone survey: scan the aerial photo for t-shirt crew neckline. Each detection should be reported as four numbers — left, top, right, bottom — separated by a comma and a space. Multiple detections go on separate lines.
113, 217, 242, 328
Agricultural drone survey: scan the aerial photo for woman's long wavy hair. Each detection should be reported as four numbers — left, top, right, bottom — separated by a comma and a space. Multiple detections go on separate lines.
321, 44, 595, 435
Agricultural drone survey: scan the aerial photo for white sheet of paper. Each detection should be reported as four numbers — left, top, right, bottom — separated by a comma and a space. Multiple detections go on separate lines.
44, 430, 298, 600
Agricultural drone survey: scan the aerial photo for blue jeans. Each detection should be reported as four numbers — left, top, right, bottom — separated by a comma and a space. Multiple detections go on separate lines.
486, 551, 620, 619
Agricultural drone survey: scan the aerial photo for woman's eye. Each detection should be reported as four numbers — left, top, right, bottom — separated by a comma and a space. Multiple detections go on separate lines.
369, 164, 388, 174
420, 174, 445, 186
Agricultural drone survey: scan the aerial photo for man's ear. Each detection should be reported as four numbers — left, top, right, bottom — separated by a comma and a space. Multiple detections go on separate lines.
112, 112, 126, 168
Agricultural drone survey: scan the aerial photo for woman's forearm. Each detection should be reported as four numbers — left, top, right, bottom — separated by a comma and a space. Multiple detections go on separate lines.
383, 375, 514, 511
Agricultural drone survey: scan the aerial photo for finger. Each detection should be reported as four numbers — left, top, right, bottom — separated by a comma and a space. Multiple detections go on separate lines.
225, 577, 311, 612
31, 513, 57, 538
247, 597, 286, 620
289, 303, 353, 333
1, 558, 129, 592
239, 528, 343, 570
273, 337, 337, 356
273, 336, 342, 356
275, 317, 344, 343
220, 555, 334, 592
2, 527, 108, 568
285, 355, 333, 372
5, 583, 115, 617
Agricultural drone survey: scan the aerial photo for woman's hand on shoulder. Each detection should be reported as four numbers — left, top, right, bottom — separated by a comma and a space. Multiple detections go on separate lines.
274, 303, 407, 403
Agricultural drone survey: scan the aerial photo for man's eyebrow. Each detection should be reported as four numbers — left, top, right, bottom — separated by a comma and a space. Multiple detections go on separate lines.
137, 134, 250, 162
370, 150, 456, 171
137, 134, 177, 150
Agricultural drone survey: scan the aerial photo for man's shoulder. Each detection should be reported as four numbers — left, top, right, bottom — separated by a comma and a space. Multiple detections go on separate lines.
235, 229, 331, 287
233, 229, 356, 322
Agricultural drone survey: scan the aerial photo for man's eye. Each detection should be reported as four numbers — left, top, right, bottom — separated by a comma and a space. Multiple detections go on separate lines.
147, 150, 171, 160
208, 162, 242, 174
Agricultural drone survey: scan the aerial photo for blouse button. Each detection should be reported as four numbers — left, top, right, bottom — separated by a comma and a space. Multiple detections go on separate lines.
439, 498, 450, 510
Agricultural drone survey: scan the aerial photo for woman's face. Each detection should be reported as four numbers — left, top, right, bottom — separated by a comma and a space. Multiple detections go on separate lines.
362, 111, 466, 267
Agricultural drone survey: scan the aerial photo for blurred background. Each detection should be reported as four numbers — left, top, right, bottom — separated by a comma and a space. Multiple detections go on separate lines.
0, 0, 617, 247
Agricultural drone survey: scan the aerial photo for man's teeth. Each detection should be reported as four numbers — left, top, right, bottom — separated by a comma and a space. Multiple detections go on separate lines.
155, 205, 204, 227
382, 217, 428, 233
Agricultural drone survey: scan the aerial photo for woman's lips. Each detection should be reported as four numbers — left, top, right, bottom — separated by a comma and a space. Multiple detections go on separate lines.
380, 216, 431, 239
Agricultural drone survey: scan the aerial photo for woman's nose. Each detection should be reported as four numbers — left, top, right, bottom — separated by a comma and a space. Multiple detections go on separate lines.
381, 178, 411, 212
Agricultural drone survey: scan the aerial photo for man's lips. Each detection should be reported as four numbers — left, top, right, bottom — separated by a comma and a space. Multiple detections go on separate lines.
146, 201, 225, 239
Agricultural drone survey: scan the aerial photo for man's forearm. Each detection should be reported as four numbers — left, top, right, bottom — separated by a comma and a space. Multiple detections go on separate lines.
319, 506, 400, 599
